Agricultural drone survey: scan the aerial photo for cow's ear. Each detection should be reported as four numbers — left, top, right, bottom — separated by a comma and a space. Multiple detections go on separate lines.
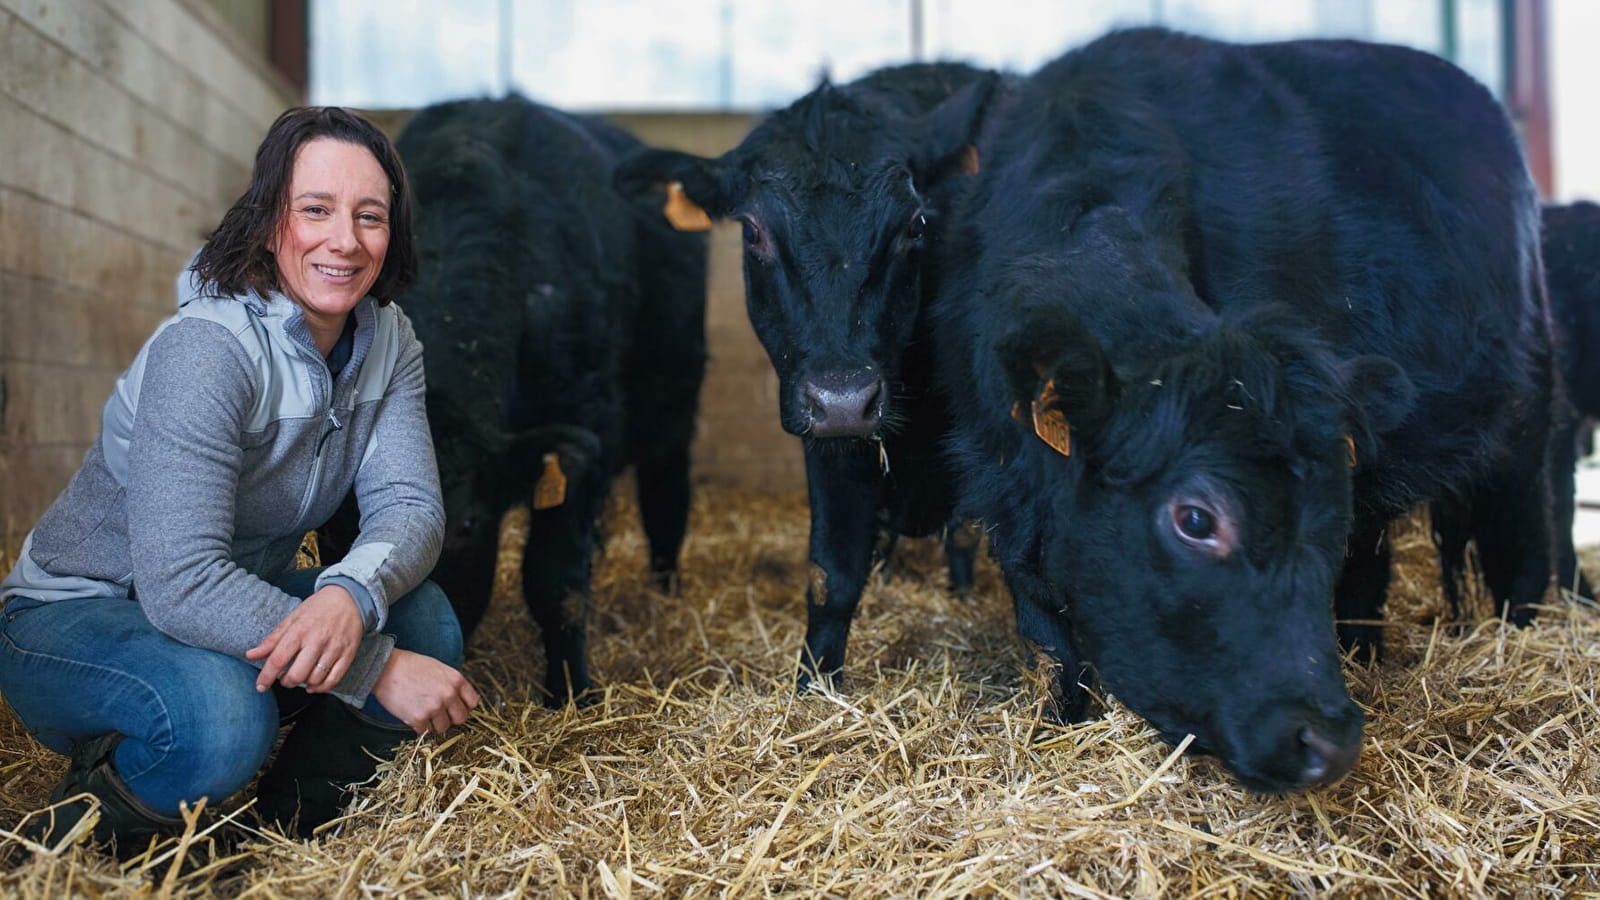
1340, 354, 1414, 457
910, 73, 1000, 188
996, 310, 1113, 457
612, 148, 726, 231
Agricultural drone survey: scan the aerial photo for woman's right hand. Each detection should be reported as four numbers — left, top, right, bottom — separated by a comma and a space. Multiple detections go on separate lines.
370, 649, 480, 735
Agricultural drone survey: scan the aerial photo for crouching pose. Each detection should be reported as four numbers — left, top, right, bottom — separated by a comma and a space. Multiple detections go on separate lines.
0, 106, 479, 849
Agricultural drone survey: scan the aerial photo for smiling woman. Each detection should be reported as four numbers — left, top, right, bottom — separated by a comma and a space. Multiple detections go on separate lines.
269, 139, 394, 353
0, 107, 478, 852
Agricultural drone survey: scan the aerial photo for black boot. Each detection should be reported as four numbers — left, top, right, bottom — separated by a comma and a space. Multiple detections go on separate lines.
22, 733, 182, 853
254, 697, 413, 838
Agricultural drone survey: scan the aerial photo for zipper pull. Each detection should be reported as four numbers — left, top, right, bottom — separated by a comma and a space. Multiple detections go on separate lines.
316, 410, 343, 456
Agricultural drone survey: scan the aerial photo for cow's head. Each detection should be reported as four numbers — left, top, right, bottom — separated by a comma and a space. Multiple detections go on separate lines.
991, 290, 1413, 793
615, 68, 997, 440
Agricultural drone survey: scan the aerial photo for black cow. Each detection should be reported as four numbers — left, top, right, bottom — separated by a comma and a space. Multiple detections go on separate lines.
333, 95, 708, 704
1436, 201, 1600, 606
614, 64, 999, 685
935, 28, 1553, 793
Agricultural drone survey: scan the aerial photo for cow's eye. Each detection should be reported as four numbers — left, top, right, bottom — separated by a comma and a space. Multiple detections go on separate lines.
741, 218, 767, 253
1174, 505, 1216, 541
906, 212, 927, 241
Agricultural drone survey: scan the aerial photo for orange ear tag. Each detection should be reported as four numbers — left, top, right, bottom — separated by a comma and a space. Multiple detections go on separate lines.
960, 144, 981, 176
664, 181, 713, 232
1031, 379, 1072, 457
533, 452, 567, 510
1344, 435, 1357, 468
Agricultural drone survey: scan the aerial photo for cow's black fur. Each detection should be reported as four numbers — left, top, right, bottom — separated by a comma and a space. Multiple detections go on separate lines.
330, 95, 708, 704
935, 28, 1553, 793
614, 64, 1000, 685
1436, 200, 1600, 605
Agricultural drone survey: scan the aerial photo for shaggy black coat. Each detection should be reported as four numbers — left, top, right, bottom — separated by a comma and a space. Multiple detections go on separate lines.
330, 95, 707, 704
934, 28, 1552, 793
614, 63, 1000, 684
1436, 200, 1600, 604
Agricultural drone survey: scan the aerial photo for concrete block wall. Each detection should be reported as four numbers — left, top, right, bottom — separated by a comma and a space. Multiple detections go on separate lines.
0, 0, 298, 557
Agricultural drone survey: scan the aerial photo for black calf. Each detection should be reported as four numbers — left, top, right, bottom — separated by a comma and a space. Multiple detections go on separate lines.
331, 95, 707, 704
936, 28, 1553, 793
1436, 201, 1600, 606
614, 63, 1000, 685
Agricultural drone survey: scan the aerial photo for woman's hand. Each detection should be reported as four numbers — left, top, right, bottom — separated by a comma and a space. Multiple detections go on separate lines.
370, 649, 480, 735
246, 584, 366, 692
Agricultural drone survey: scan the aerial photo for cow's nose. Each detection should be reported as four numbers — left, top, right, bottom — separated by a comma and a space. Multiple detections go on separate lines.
801, 372, 885, 437
1298, 725, 1360, 787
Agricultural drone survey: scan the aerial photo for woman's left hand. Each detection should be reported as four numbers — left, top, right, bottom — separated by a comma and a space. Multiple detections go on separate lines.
246, 584, 366, 692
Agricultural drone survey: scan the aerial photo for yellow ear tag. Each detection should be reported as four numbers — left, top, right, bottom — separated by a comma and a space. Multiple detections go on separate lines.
533, 452, 567, 510
1344, 434, 1357, 469
664, 181, 713, 232
1031, 379, 1072, 457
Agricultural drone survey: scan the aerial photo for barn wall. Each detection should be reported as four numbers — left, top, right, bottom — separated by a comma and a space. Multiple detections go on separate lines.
0, 0, 299, 557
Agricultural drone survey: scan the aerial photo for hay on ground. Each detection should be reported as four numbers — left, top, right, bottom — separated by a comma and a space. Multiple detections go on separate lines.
0, 487, 1597, 898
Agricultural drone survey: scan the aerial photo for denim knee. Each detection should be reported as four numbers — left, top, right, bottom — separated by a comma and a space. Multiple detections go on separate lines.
386, 579, 464, 667
118, 655, 280, 814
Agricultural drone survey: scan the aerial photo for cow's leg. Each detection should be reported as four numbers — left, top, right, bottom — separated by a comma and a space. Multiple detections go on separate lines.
798, 443, 884, 689
1550, 407, 1593, 598
1471, 456, 1557, 627
1007, 567, 1094, 722
869, 508, 899, 581
427, 499, 502, 642
1430, 496, 1473, 619
522, 491, 603, 706
635, 440, 692, 593
1336, 514, 1391, 663
944, 517, 982, 598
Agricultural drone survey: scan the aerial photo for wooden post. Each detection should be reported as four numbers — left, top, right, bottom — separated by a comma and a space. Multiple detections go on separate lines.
1508, 0, 1553, 197
269, 0, 309, 101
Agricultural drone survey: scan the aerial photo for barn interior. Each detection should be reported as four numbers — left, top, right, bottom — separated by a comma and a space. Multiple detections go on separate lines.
1, 1, 1598, 896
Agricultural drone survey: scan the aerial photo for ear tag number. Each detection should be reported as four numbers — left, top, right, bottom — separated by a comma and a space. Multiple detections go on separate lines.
533, 453, 568, 510
664, 181, 713, 232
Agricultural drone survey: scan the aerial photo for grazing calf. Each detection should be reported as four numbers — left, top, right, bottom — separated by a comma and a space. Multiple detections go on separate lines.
1436, 200, 1600, 604
331, 95, 708, 704
935, 28, 1553, 793
614, 64, 999, 685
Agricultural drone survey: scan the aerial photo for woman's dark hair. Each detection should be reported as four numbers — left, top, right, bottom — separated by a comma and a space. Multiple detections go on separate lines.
191, 106, 417, 305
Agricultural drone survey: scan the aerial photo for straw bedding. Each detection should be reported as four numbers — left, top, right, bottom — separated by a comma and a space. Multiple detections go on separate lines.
0, 486, 1596, 898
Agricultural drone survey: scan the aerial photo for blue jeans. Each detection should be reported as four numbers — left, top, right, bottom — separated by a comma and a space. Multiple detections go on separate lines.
0, 568, 463, 816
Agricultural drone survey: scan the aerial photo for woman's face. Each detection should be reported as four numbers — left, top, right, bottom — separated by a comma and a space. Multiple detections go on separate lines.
270, 137, 391, 343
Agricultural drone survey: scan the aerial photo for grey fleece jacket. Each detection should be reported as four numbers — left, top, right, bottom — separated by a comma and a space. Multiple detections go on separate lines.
0, 284, 445, 706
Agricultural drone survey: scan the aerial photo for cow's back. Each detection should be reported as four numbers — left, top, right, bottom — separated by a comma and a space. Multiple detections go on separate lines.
398, 96, 639, 465
972, 28, 1544, 517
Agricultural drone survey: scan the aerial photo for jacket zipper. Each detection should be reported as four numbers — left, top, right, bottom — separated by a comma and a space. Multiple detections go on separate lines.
292, 362, 342, 531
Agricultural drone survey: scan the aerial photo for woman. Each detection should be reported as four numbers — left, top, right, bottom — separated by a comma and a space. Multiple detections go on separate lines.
0, 107, 479, 848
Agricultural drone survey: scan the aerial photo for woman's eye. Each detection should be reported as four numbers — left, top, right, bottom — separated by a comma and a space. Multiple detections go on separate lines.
906, 212, 927, 240
1175, 505, 1217, 541
303, 205, 328, 216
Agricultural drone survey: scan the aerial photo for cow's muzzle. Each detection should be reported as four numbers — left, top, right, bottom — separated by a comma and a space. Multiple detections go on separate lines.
800, 370, 887, 438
